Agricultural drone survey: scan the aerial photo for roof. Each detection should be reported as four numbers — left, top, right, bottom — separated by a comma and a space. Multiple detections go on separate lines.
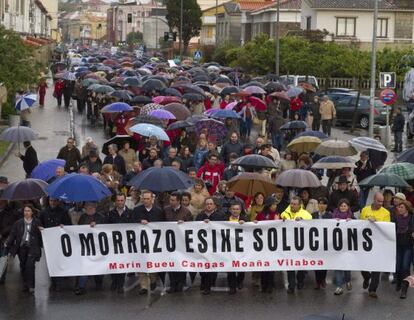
223, 1, 241, 14
239, 0, 274, 11
251, 0, 301, 12
305, 0, 414, 10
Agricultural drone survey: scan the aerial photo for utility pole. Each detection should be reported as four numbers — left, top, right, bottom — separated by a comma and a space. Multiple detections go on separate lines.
179, 0, 183, 61
215, 0, 218, 46
275, 0, 280, 76
369, 0, 378, 137
155, 1, 159, 51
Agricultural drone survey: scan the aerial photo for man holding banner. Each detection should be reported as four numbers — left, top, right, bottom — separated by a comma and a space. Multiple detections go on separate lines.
130, 190, 165, 295
360, 192, 391, 298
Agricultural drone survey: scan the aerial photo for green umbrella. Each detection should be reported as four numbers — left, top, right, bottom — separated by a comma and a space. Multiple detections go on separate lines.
82, 78, 99, 87
359, 173, 410, 188
379, 162, 414, 180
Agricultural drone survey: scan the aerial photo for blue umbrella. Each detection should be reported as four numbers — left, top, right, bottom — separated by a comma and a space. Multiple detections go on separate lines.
31, 159, 66, 182
128, 167, 194, 192
101, 102, 133, 113
210, 109, 240, 119
46, 173, 112, 202
15, 93, 38, 111
295, 130, 328, 139
129, 123, 170, 141
287, 86, 305, 98
396, 147, 414, 164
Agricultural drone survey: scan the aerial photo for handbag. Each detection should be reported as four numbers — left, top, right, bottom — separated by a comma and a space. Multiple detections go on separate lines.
253, 116, 260, 125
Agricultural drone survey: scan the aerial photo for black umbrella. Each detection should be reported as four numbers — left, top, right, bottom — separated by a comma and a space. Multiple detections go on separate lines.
102, 135, 137, 155
264, 81, 287, 93
1, 179, 48, 201
142, 79, 167, 92
167, 120, 192, 130
128, 167, 194, 192
146, 75, 170, 86
171, 83, 205, 96
109, 90, 133, 101
214, 76, 233, 84
131, 95, 152, 104
183, 93, 205, 102
220, 86, 239, 97
131, 115, 164, 127
123, 77, 141, 87
192, 74, 210, 83
304, 315, 348, 320
186, 114, 208, 125
396, 147, 414, 164
280, 121, 308, 130
161, 87, 182, 97
232, 154, 278, 169
241, 81, 264, 88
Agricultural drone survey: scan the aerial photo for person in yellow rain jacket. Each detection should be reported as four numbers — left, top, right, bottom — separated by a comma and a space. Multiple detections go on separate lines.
281, 196, 312, 293
360, 192, 391, 299
281, 196, 313, 221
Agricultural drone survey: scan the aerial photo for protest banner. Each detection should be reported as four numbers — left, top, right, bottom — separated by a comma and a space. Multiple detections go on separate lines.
41, 220, 396, 277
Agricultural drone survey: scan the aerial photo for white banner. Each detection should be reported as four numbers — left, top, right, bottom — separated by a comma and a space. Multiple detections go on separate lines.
41, 220, 396, 276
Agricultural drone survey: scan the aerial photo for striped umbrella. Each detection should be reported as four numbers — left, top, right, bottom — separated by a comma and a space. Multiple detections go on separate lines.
314, 139, 357, 157
312, 156, 356, 170
379, 162, 414, 180
359, 173, 410, 188
349, 137, 387, 153
15, 94, 37, 111
276, 169, 321, 188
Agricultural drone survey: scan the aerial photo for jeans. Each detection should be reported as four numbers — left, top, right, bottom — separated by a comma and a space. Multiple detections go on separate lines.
245, 118, 253, 137
335, 270, 351, 287
78, 275, 104, 289
322, 119, 332, 136
18, 245, 36, 289
56, 94, 62, 107
361, 271, 380, 292
359, 187, 370, 208
271, 132, 284, 151
63, 94, 71, 108
394, 131, 403, 151
396, 245, 413, 286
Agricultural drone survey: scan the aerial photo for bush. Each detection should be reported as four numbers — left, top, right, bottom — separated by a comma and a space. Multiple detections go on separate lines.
211, 41, 239, 65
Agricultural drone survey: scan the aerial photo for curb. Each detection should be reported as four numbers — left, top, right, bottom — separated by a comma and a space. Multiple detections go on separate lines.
0, 142, 15, 168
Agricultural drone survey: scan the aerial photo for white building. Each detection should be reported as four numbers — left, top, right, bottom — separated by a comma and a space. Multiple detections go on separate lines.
302, 0, 414, 49
0, 0, 52, 38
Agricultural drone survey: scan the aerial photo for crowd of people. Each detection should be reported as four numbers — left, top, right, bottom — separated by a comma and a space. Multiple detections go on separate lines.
1, 48, 413, 301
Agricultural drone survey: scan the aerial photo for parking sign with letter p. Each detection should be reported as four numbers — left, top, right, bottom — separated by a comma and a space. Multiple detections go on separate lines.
380, 72, 396, 89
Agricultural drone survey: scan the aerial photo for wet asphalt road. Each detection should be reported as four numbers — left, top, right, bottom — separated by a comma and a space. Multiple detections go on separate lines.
0, 86, 414, 320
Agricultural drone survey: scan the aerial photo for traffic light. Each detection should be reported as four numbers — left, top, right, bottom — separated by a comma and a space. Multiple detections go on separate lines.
164, 32, 169, 42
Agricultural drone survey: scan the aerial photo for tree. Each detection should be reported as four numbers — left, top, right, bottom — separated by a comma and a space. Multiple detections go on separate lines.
0, 26, 41, 117
126, 31, 144, 46
166, 0, 202, 55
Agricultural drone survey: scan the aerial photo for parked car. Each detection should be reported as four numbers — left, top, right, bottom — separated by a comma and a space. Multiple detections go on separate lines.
334, 95, 389, 129
280, 75, 319, 89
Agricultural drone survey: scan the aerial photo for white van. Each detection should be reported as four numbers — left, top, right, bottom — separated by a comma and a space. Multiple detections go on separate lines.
280, 75, 319, 89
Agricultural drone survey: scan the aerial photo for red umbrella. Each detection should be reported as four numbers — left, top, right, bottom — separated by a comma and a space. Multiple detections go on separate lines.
102, 59, 118, 66
153, 96, 182, 105
248, 96, 266, 111
269, 91, 290, 102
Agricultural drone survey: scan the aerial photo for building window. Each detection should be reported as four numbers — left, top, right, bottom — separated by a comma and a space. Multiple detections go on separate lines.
127, 13, 132, 23
336, 17, 356, 37
377, 18, 388, 38
306, 16, 311, 30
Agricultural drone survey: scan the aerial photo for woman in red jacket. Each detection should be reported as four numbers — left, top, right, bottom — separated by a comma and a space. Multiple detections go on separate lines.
38, 79, 48, 107
290, 96, 302, 120
255, 197, 280, 293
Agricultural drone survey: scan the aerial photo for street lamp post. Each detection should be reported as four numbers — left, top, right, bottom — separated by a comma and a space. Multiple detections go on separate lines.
275, 0, 280, 76
180, 0, 183, 61
155, 1, 159, 51
215, 0, 218, 46
369, 0, 379, 137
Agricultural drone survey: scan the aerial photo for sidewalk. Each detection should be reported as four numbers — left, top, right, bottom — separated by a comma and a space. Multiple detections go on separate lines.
0, 80, 72, 182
